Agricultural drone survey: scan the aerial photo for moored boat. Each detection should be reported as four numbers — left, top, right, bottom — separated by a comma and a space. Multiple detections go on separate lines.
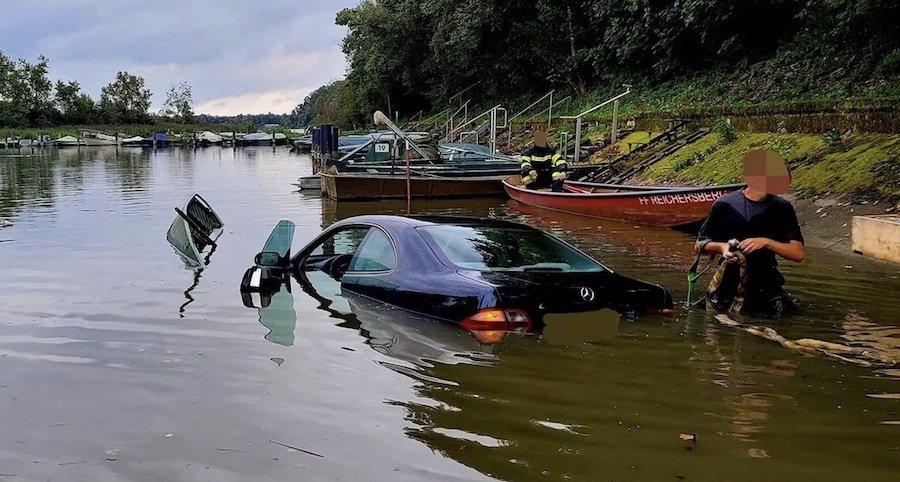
322, 172, 508, 201
195, 131, 224, 146
503, 176, 743, 227
293, 175, 322, 191
54, 135, 85, 147
121, 135, 152, 147
82, 131, 118, 146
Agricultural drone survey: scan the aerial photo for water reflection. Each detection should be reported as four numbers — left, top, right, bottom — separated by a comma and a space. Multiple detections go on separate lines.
1, 146, 897, 481
296, 270, 496, 369
243, 282, 298, 347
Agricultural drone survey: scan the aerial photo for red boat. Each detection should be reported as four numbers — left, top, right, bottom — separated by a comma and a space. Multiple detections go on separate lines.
503, 176, 744, 227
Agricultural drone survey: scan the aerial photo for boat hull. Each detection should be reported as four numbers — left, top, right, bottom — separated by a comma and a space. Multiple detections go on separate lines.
503, 177, 743, 227
81, 138, 117, 146
323, 173, 507, 201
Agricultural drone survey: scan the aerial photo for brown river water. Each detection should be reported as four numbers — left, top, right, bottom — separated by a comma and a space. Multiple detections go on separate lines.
0, 147, 897, 481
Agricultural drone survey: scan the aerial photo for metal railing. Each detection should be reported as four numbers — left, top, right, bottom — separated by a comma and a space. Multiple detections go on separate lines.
524, 95, 571, 125
560, 85, 632, 164
448, 81, 481, 107
446, 104, 506, 153
441, 100, 470, 139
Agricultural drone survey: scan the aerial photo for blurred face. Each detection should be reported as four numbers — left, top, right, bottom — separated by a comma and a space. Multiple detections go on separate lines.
534, 131, 548, 148
743, 150, 790, 194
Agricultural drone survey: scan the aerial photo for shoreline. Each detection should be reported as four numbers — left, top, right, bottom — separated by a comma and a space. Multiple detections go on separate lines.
789, 193, 897, 259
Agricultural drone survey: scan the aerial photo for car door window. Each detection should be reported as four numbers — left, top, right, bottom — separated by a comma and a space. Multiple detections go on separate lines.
348, 228, 396, 272
310, 227, 370, 256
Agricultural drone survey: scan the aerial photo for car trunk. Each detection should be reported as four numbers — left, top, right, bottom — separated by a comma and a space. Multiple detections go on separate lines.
459, 269, 673, 324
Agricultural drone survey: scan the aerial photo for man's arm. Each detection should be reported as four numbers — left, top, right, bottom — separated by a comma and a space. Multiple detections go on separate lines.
737, 202, 805, 262
737, 238, 805, 262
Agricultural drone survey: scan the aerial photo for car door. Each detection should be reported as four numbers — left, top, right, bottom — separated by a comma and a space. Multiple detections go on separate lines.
299, 226, 372, 313
340, 227, 400, 303
297, 225, 399, 309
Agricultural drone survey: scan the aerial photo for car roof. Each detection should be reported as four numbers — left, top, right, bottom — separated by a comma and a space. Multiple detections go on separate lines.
333, 214, 532, 230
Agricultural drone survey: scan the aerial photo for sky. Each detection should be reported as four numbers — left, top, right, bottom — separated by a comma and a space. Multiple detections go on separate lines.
0, 0, 359, 115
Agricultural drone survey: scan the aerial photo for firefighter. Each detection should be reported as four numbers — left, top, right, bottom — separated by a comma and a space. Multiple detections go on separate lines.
521, 130, 567, 192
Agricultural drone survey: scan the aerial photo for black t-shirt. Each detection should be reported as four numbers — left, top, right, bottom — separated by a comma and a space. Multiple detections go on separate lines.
697, 191, 804, 291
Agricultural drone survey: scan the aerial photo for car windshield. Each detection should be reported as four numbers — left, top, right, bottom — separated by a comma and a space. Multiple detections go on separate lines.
418, 225, 605, 272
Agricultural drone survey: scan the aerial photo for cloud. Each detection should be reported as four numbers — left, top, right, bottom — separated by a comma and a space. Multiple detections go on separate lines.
0, 0, 357, 115
196, 88, 314, 116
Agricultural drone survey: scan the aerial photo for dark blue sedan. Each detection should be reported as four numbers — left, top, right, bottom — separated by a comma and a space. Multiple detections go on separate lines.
241, 215, 673, 340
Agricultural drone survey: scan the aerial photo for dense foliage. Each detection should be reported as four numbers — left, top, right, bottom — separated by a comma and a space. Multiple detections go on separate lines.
293, 0, 900, 127
0, 51, 200, 128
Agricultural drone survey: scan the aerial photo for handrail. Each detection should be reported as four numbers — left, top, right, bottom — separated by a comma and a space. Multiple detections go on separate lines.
509, 90, 555, 121
448, 81, 481, 106
560, 86, 631, 120
447, 104, 502, 138
441, 100, 470, 137
558, 85, 632, 164
524, 96, 571, 124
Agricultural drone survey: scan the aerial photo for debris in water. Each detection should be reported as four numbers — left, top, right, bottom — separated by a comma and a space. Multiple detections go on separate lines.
748, 448, 770, 458
164, 433, 174, 438
270, 357, 285, 366
714, 314, 896, 366
268, 439, 323, 458
105, 448, 120, 461
679, 433, 697, 443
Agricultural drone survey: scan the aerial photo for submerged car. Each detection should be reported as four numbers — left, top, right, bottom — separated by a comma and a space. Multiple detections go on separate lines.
240, 215, 674, 339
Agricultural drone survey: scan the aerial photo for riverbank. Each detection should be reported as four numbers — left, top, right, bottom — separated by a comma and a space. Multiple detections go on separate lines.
0, 123, 303, 141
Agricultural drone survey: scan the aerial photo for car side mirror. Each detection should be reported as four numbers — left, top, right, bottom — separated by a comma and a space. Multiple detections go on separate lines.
255, 251, 283, 267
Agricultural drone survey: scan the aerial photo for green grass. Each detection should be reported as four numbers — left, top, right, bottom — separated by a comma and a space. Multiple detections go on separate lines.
639, 132, 900, 200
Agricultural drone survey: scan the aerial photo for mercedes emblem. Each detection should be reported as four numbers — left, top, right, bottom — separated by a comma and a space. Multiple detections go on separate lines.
580, 287, 596, 302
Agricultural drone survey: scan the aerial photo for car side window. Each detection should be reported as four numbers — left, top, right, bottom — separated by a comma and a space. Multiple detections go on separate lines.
348, 228, 396, 272
310, 227, 369, 256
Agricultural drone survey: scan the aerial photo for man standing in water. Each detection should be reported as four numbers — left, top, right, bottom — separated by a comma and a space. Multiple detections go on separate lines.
520, 130, 567, 192
695, 149, 805, 316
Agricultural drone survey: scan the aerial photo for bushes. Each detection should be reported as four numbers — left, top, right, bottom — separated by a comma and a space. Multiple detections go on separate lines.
714, 119, 738, 144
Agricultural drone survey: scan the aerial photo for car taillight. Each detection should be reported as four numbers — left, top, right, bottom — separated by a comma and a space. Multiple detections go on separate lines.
647, 308, 677, 315
460, 308, 531, 332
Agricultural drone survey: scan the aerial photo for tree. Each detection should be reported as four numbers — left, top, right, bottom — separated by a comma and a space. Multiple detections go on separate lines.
0, 52, 53, 127
99, 71, 151, 124
161, 81, 194, 123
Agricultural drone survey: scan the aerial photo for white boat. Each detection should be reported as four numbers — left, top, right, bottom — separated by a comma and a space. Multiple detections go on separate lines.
196, 131, 224, 145
54, 135, 85, 147
240, 132, 275, 145
120, 136, 150, 146
82, 131, 118, 146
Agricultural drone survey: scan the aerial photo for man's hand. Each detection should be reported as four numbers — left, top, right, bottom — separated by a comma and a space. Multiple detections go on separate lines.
738, 237, 770, 254
720, 243, 739, 263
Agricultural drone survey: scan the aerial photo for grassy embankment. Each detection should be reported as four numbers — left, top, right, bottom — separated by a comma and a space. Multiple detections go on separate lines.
503, 70, 900, 203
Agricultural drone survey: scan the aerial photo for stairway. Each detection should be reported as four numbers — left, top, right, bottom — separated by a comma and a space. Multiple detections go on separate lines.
578, 122, 711, 184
